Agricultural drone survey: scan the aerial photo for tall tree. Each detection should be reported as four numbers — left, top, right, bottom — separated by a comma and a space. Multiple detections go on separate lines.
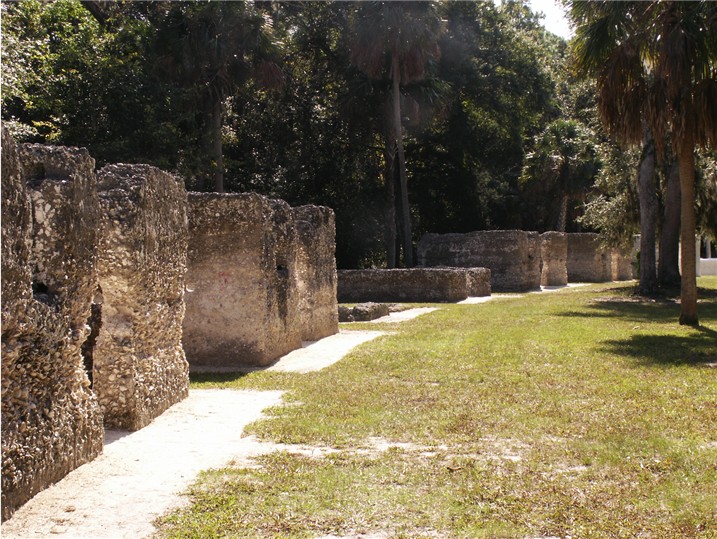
349, 1, 443, 267
154, 1, 280, 192
570, 0, 717, 325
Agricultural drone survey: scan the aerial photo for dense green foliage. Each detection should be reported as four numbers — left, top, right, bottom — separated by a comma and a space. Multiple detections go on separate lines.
2, 0, 714, 268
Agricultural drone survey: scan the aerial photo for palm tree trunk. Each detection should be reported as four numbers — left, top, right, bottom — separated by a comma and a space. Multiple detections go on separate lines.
383, 138, 397, 268
658, 161, 681, 287
678, 135, 698, 326
637, 135, 658, 295
392, 47, 413, 267
212, 98, 225, 193
556, 193, 568, 232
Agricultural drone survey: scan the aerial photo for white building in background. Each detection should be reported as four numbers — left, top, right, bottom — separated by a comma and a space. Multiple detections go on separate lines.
699, 236, 717, 276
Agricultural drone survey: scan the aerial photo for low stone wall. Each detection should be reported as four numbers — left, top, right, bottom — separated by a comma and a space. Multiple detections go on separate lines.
566, 233, 613, 282
540, 232, 568, 287
292, 205, 339, 341
612, 247, 635, 281
2, 134, 103, 520
338, 268, 473, 303
465, 267, 492, 297
417, 230, 541, 292
94, 164, 189, 431
183, 193, 302, 369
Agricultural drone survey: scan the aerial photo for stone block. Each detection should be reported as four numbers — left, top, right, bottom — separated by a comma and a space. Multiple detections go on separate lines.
2, 135, 103, 521
465, 267, 492, 297
183, 193, 302, 369
337, 268, 470, 302
566, 233, 613, 282
292, 205, 339, 341
94, 164, 189, 431
612, 246, 635, 281
417, 230, 541, 292
540, 232, 568, 287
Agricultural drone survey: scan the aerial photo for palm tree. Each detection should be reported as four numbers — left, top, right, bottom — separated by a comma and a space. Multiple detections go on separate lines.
349, 1, 443, 267
155, 1, 281, 193
570, 0, 717, 325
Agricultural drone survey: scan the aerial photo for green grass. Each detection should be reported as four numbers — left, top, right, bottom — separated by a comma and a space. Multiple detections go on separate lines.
155, 278, 717, 539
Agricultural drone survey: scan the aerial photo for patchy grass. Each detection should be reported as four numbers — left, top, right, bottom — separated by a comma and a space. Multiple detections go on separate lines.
157, 278, 717, 539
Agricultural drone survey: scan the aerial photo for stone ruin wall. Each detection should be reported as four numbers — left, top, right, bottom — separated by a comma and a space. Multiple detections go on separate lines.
540, 232, 568, 287
612, 246, 635, 281
292, 205, 339, 341
566, 233, 614, 282
417, 230, 541, 292
94, 164, 189, 430
1, 133, 103, 520
337, 268, 486, 303
183, 193, 301, 369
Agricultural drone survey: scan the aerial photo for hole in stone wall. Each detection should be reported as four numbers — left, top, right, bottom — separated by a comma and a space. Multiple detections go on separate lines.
32, 280, 55, 305
80, 288, 103, 387
276, 264, 289, 279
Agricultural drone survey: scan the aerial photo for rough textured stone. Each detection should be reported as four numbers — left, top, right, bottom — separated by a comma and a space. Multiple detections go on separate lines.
540, 232, 568, 287
566, 233, 613, 282
2, 135, 103, 521
337, 268, 471, 302
417, 230, 541, 292
292, 205, 339, 341
94, 164, 189, 431
183, 193, 302, 369
612, 246, 635, 281
349, 302, 390, 321
465, 267, 492, 297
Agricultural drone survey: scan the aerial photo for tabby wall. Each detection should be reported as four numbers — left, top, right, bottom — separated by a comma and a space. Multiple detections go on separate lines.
540, 232, 568, 287
566, 233, 613, 282
417, 230, 541, 292
183, 193, 302, 369
1, 135, 103, 521
94, 164, 189, 431
292, 205, 339, 341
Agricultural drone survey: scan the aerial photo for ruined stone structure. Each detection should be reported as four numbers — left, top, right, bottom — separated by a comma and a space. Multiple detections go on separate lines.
2, 134, 103, 520
566, 233, 613, 282
417, 230, 541, 292
465, 267, 492, 297
94, 164, 190, 431
339, 302, 390, 322
183, 193, 303, 369
292, 205, 339, 341
540, 232, 568, 287
338, 268, 479, 303
612, 247, 635, 281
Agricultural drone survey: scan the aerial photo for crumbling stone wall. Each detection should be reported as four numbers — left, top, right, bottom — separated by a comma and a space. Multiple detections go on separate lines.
465, 267, 492, 297
338, 268, 472, 302
2, 134, 103, 520
94, 164, 189, 431
183, 193, 302, 369
566, 233, 613, 282
417, 230, 541, 292
540, 232, 568, 287
292, 205, 339, 341
612, 247, 635, 281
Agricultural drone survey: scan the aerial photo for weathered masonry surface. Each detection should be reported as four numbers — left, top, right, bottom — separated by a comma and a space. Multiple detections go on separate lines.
183, 194, 339, 370
566, 233, 614, 282
337, 267, 490, 303
94, 164, 190, 431
540, 232, 568, 287
2, 134, 103, 521
292, 205, 339, 341
417, 230, 541, 292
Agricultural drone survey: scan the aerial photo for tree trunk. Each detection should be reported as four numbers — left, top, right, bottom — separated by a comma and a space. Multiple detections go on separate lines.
637, 135, 658, 295
658, 161, 681, 287
383, 137, 397, 268
212, 98, 225, 193
556, 193, 568, 232
392, 47, 413, 267
678, 135, 698, 326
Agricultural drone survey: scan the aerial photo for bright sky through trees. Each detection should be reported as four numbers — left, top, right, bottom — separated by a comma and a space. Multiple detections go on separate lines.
528, 0, 573, 39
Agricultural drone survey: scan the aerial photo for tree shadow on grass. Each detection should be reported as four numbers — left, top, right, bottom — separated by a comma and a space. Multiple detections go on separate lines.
600, 327, 717, 367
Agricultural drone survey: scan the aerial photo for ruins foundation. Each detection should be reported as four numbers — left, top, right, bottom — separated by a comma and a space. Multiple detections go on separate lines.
566, 233, 613, 282
2, 134, 103, 520
292, 205, 339, 341
94, 164, 189, 431
540, 232, 568, 287
417, 230, 541, 292
183, 193, 302, 369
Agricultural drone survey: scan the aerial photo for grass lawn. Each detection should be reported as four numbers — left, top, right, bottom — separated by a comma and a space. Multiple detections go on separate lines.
155, 278, 717, 539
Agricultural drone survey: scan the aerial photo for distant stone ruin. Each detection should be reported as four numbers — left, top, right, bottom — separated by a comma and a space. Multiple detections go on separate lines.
566, 233, 613, 282
94, 164, 190, 430
540, 232, 568, 287
183, 194, 338, 369
292, 205, 339, 341
2, 134, 103, 520
417, 230, 541, 292
337, 267, 489, 303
